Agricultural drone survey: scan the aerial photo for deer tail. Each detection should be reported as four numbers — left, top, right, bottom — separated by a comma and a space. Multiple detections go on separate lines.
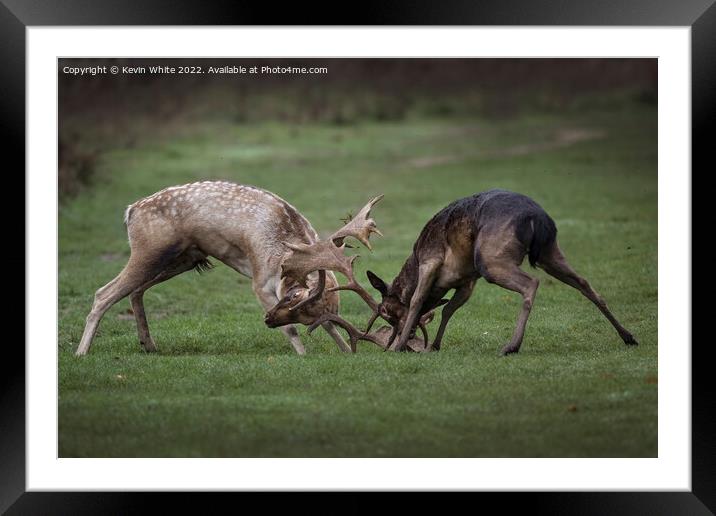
526, 212, 557, 268
124, 204, 135, 227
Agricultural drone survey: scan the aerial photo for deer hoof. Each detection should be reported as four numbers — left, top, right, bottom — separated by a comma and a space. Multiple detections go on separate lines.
623, 334, 639, 346
140, 339, 158, 352
499, 344, 520, 356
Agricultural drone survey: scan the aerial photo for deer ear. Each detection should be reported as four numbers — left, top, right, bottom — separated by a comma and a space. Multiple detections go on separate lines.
366, 270, 388, 296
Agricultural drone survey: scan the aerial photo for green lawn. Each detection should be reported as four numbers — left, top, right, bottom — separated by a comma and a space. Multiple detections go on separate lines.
59, 104, 657, 457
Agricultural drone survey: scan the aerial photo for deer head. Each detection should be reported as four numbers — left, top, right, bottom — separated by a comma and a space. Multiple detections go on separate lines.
265, 195, 441, 352
264, 196, 388, 343
365, 270, 449, 349
263, 269, 334, 328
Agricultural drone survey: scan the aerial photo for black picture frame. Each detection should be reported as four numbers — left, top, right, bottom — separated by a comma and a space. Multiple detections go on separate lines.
3, 1, 707, 513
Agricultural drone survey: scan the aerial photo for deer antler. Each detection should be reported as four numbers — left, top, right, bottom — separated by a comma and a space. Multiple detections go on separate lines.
282, 240, 356, 286
323, 195, 384, 312
307, 313, 384, 353
307, 313, 430, 353
330, 195, 384, 250
280, 195, 384, 315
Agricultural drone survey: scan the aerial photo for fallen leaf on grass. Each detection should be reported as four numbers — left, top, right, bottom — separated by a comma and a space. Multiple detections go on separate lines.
567, 404, 578, 412
645, 376, 657, 384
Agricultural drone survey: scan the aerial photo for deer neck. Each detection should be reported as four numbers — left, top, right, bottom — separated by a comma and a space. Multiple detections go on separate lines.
390, 253, 420, 305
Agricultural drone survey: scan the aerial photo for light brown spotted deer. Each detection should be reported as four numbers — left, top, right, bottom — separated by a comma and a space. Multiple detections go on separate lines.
75, 181, 381, 356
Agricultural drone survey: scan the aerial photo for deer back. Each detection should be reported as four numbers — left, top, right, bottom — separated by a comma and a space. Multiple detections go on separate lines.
390, 189, 557, 298
125, 181, 321, 276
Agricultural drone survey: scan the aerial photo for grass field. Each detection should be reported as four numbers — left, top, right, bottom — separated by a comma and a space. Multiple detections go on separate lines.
58, 102, 657, 457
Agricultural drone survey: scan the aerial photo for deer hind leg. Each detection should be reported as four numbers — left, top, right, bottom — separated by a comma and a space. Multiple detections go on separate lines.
76, 250, 175, 357
537, 241, 637, 345
430, 280, 476, 352
481, 261, 539, 356
476, 227, 539, 355
129, 250, 207, 352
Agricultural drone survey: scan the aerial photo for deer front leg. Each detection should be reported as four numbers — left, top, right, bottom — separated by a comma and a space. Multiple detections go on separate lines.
389, 260, 441, 352
279, 325, 306, 355
253, 280, 306, 355
429, 280, 476, 352
321, 321, 352, 353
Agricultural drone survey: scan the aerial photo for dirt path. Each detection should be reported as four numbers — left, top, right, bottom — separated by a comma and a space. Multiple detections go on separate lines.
405, 127, 606, 168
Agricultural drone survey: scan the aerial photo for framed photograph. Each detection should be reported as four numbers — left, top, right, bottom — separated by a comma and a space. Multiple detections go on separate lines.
5, 0, 708, 513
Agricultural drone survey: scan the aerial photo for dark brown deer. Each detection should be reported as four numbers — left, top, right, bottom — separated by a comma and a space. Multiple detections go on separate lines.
75, 181, 384, 356
364, 189, 638, 354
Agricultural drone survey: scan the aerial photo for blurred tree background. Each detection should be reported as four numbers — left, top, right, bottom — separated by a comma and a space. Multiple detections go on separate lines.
58, 58, 656, 198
